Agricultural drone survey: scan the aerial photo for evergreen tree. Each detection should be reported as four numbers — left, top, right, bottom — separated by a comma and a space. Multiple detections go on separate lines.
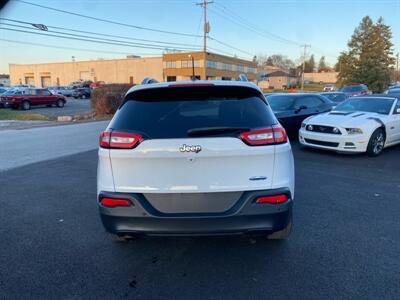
318, 56, 327, 72
337, 16, 395, 92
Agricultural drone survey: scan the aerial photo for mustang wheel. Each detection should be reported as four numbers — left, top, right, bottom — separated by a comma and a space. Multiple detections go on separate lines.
367, 128, 385, 156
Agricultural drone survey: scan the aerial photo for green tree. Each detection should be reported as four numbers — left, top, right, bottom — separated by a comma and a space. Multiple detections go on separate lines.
318, 56, 327, 72
304, 54, 315, 72
337, 16, 395, 92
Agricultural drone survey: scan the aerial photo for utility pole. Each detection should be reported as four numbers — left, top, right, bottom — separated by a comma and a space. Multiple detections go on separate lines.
396, 52, 399, 81
301, 44, 311, 91
196, 0, 213, 52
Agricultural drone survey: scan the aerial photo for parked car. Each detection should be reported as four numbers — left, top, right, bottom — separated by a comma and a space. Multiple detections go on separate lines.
384, 88, 400, 98
266, 93, 335, 136
339, 84, 371, 97
323, 84, 336, 91
48, 86, 74, 97
0, 87, 10, 95
2, 88, 66, 110
13, 84, 34, 88
299, 95, 400, 156
90, 81, 105, 89
0, 88, 27, 108
319, 92, 347, 104
97, 79, 295, 241
73, 88, 91, 99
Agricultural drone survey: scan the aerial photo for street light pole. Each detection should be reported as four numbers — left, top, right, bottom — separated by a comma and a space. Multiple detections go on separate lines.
189, 54, 195, 80
301, 44, 311, 91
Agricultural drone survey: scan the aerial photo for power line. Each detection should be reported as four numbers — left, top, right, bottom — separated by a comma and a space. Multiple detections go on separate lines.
210, 5, 302, 46
213, 2, 338, 60
15, 0, 202, 38
0, 38, 160, 56
0, 18, 203, 48
0, 27, 197, 51
0, 25, 238, 59
0, 22, 202, 50
207, 36, 254, 57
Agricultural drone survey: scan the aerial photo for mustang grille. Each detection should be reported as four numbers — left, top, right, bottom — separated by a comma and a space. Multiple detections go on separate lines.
306, 125, 341, 135
304, 139, 339, 148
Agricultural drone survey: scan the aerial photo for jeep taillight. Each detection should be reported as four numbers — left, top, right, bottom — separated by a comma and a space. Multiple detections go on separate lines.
240, 125, 287, 146
99, 131, 142, 149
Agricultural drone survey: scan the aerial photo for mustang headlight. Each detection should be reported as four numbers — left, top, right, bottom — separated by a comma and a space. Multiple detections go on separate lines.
301, 123, 306, 129
306, 124, 314, 131
346, 128, 363, 134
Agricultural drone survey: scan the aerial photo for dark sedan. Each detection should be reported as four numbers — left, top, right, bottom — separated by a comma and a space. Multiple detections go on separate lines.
266, 93, 334, 136
73, 88, 91, 99
319, 92, 347, 104
385, 88, 400, 98
339, 84, 371, 97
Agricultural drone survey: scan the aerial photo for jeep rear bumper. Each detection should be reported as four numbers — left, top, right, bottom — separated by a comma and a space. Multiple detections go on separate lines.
98, 188, 293, 236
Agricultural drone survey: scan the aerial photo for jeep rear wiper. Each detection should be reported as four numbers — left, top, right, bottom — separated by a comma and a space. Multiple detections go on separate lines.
187, 127, 249, 137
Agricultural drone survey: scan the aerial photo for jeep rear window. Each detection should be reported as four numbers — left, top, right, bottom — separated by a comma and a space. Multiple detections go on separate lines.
109, 86, 276, 139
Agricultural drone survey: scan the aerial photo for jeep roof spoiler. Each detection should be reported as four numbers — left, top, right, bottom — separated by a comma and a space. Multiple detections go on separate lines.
237, 74, 248, 82
141, 77, 159, 85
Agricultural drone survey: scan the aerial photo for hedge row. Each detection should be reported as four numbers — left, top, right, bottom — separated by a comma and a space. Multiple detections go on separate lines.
91, 84, 132, 116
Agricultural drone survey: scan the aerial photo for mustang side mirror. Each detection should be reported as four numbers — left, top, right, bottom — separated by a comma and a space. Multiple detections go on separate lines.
396, 108, 400, 114
294, 105, 307, 113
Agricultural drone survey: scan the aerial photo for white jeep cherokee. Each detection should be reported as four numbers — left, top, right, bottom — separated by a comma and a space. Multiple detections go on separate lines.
97, 80, 295, 240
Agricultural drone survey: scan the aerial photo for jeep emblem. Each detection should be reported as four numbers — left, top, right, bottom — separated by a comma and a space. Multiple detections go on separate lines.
179, 144, 202, 153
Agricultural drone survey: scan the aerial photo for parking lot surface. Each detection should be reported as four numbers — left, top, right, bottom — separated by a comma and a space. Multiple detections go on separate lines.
0, 120, 109, 171
0, 143, 399, 299
18, 97, 91, 117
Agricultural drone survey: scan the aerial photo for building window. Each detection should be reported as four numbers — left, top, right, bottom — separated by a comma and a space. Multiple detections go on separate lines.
165, 61, 176, 68
181, 60, 200, 68
181, 60, 190, 68
167, 76, 176, 82
206, 60, 218, 69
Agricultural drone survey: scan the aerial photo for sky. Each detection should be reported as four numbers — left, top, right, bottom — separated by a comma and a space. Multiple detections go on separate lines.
0, 0, 399, 74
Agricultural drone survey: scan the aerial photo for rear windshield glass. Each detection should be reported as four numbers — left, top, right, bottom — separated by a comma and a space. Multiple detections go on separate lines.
110, 86, 276, 139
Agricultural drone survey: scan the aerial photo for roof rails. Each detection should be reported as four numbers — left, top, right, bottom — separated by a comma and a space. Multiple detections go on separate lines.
141, 77, 159, 85
237, 74, 248, 82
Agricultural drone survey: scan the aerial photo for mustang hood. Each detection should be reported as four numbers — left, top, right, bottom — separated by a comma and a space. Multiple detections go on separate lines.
306, 111, 385, 127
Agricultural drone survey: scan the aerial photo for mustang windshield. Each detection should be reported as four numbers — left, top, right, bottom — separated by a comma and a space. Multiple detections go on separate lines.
334, 97, 394, 115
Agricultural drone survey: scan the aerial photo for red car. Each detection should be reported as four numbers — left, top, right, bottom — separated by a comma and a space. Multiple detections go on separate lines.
1, 88, 66, 110
89, 81, 105, 89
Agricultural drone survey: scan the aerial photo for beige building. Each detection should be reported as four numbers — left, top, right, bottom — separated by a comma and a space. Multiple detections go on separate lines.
9, 56, 163, 87
9, 51, 257, 87
304, 72, 338, 83
258, 71, 297, 90
163, 52, 257, 81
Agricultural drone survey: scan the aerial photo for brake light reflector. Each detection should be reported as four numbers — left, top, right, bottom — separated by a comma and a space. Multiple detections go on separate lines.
255, 194, 288, 204
99, 131, 142, 149
240, 125, 287, 146
272, 125, 287, 143
100, 197, 131, 208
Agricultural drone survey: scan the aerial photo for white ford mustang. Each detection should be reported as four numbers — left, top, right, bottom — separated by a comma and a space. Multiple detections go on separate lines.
299, 95, 400, 156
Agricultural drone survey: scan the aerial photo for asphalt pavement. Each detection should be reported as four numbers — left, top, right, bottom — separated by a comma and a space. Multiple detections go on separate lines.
0, 142, 399, 299
0, 120, 109, 171
18, 98, 92, 117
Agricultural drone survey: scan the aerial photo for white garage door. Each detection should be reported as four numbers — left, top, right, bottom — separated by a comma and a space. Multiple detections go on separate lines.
80, 71, 90, 81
